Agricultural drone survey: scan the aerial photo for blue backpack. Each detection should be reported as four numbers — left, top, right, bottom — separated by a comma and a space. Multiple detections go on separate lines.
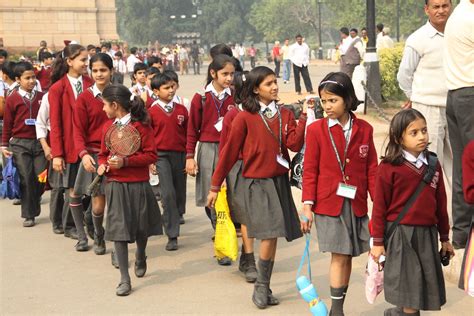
1, 157, 21, 199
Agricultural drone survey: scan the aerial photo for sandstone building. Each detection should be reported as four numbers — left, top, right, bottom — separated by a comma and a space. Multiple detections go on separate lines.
0, 0, 119, 50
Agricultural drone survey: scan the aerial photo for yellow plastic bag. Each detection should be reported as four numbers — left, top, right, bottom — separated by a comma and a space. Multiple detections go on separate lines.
214, 188, 238, 261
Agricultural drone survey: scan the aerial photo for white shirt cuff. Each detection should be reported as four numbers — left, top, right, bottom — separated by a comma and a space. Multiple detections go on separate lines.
303, 201, 314, 205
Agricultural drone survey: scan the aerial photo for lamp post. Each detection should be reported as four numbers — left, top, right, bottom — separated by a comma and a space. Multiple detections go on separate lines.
318, 0, 323, 59
396, 0, 400, 42
364, 0, 382, 112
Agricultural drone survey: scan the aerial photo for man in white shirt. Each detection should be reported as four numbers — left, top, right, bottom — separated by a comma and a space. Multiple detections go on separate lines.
281, 39, 291, 83
126, 47, 141, 75
443, 0, 474, 249
397, 0, 453, 194
238, 43, 246, 70
289, 34, 314, 95
339, 28, 363, 79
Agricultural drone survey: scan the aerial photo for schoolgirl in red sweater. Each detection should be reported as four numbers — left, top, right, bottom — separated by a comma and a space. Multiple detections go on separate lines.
1, 62, 47, 227
98, 84, 162, 296
300, 72, 378, 316
148, 71, 188, 251
71, 53, 113, 253
208, 66, 306, 309
49, 44, 93, 251
371, 109, 454, 316
186, 54, 235, 265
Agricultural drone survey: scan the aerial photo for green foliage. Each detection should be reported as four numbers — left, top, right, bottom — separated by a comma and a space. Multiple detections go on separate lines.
378, 43, 405, 100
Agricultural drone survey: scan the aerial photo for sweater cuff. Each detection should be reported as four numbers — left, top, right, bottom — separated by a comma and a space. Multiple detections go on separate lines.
123, 157, 129, 167
210, 185, 221, 193
439, 234, 449, 242
78, 150, 89, 159
186, 152, 195, 159
372, 237, 384, 246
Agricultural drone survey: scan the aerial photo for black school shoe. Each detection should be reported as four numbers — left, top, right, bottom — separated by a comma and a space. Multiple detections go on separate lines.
134, 256, 147, 278
166, 238, 178, 251
75, 239, 89, 252
52, 225, 64, 234
23, 218, 35, 227
217, 257, 232, 266
116, 281, 132, 296
64, 228, 78, 240
93, 234, 106, 255
179, 215, 185, 225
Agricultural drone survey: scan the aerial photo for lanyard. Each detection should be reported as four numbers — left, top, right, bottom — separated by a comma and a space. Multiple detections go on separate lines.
259, 108, 282, 153
327, 118, 352, 181
210, 93, 226, 118
21, 92, 34, 119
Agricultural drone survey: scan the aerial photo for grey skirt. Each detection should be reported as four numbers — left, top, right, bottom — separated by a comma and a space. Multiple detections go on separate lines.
196, 142, 219, 207
384, 223, 446, 311
243, 174, 302, 242
48, 160, 80, 189
73, 153, 105, 196
226, 160, 248, 225
315, 198, 370, 256
105, 181, 163, 242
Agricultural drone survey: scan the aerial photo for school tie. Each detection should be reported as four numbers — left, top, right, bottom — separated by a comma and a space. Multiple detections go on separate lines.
262, 107, 273, 118
75, 81, 82, 95
164, 105, 173, 113
26, 92, 33, 100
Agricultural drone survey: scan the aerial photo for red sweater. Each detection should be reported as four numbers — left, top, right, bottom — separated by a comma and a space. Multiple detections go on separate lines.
73, 88, 111, 159
463, 140, 474, 204
302, 115, 378, 217
2, 90, 44, 146
219, 106, 243, 159
371, 159, 450, 246
35, 66, 52, 91
186, 92, 235, 157
98, 120, 157, 183
49, 75, 93, 163
211, 108, 306, 192
148, 102, 188, 152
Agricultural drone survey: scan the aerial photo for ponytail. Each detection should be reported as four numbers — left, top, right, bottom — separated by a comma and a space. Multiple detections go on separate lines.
51, 44, 86, 84
102, 84, 149, 124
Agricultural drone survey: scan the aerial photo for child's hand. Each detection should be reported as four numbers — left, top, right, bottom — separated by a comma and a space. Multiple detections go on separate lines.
441, 241, 455, 259
299, 204, 314, 234
206, 191, 218, 208
370, 246, 386, 263
43, 145, 52, 161
97, 164, 109, 176
82, 154, 96, 173
52, 157, 65, 173
186, 158, 198, 177
108, 156, 124, 170
149, 164, 157, 175
1, 147, 12, 158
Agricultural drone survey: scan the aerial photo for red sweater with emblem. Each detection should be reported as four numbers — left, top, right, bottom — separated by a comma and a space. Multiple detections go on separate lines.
49, 75, 93, 163
462, 140, 474, 204
149, 101, 188, 152
211, 108, 306, 192
186, 91, 235, 157
98, 120, 157, 183
73, 88, 111, 158
302, 115, 378, 217
371, 158, 450, 246
2, 90, 44, 146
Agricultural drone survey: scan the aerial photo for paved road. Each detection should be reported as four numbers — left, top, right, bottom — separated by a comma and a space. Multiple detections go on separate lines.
1, 62, 472, 315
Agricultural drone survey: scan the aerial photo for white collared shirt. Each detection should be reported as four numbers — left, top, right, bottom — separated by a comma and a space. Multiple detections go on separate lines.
67, 74, 83, 100
8, 80, 42, 94
129, 83, 148, 96
114, 113, 131, 125
172, 95, 191, 113
91, 83, 102, 98
36, 92, 50, 138
205, 82, 231, 100
402, 150, 428, 169
152, 98, 174, 112
259, 101, 277, 117
18, 87, 35, 100
289, 42, 310, 67
328, 117, 353, 140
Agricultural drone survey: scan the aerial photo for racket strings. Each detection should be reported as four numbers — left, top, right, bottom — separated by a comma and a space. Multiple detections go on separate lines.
104, 124, 141, 156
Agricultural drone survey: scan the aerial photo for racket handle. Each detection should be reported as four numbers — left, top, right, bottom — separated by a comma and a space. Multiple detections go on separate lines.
87, 174, 104, 196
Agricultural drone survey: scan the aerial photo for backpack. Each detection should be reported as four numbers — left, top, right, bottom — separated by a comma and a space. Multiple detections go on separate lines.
0, 157, 21, 199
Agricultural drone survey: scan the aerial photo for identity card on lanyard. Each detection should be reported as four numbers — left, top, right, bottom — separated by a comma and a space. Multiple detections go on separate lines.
328, 118, 357, 199
211, 94, 226, 132
259, 109, 289, 169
